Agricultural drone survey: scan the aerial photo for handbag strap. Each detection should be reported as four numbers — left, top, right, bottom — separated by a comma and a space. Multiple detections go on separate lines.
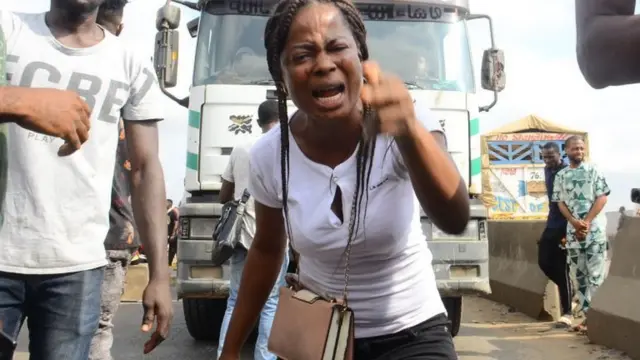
239, 188, 251, 204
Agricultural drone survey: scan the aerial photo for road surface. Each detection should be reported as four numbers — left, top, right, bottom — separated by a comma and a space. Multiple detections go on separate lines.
10, 295, 630, 360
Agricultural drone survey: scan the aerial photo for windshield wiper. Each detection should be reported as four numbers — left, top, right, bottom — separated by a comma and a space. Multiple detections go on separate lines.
246, 79, 275, 85
403, 81, 424, 90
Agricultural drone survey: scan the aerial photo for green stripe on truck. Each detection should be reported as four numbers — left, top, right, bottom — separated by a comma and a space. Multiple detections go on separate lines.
471, 157, 481, 177
186, 152, 198, 170
188, 110, 200, 129
469, 117, 480, 136
469, 117, 481, 176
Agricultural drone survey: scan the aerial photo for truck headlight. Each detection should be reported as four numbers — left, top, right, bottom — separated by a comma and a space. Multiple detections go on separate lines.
432, 220, 484, 241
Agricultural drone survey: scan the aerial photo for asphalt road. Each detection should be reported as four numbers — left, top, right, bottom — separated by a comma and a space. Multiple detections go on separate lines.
11, 296, 631, 360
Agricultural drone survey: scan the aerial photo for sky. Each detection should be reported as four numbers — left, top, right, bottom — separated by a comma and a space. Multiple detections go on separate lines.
3, 0, 640, 212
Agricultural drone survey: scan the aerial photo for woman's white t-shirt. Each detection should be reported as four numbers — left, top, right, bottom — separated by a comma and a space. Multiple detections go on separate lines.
248, 104, 446, 338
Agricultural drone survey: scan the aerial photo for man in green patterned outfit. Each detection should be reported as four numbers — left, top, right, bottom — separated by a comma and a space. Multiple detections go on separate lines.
552, 135, 610, 333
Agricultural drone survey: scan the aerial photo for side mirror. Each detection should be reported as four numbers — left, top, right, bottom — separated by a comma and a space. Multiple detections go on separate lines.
186, 17, 199, 38
154, 4, 181, 89
480, 48, 506, 92
156, 4, 181, 31
154, 30, 180, 88
631, 188, 640, 204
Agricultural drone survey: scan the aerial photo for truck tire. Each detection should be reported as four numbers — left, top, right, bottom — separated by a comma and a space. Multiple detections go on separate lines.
442, 296, 462, 337
183, 298, 226, 341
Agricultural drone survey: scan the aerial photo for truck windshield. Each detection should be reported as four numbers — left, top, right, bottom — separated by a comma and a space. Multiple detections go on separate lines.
193, 3, 475, 92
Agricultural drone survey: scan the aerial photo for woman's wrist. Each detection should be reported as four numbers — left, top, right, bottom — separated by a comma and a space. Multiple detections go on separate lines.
393, 116, 421, 146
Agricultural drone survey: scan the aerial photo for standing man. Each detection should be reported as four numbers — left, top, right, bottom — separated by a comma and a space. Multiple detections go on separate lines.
167, 199, 179, 266
90, 2, 143, 359
216, 100, 288, 360
0, 1, 172, 359
1, 20, 92, 237
575, 0, 640, 88
538, 142, 573, 328
552, 135, 610, 333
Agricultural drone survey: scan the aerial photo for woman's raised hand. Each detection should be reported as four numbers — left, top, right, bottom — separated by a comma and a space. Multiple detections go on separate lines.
360, 61, 417, 138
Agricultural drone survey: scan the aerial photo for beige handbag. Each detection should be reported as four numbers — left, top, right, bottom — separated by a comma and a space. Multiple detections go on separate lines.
267, 243, 355, 360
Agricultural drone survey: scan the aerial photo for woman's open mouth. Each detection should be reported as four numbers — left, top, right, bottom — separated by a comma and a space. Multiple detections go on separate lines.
311, 84, 345, 110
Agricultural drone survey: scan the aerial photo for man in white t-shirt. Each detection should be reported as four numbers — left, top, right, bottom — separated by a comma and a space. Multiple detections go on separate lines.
216, 100, 288, 360
0, 1, 173, 359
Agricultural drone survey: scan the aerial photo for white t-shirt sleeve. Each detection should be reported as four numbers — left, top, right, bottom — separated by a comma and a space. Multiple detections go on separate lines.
122, 53, 165, 122
391, 100, 445, 177
222, 147, 237, 183
248, 135, 282, 209
0, 11, 18, 42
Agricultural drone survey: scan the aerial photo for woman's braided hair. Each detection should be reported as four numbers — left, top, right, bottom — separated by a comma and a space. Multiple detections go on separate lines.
263, 0, 377, 262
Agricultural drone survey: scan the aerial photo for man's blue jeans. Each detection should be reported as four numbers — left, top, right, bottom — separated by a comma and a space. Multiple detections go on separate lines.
217, 250, 288, 360
0, 267, 104, 360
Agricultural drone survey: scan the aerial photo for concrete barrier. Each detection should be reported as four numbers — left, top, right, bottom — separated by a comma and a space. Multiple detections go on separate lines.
121, 263, 149, 302
487, 221, 561, 321
588, 217, 640, 359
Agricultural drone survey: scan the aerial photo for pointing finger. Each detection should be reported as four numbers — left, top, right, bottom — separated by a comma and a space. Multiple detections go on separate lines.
143, 331, 166, 354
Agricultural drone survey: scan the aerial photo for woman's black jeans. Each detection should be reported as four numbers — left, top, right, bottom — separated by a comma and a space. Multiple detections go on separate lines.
354, 313, 457, 360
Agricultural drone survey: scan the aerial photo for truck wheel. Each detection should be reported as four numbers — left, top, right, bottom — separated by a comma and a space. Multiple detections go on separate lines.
183, 298, 227, 341
442, 296, 462, 337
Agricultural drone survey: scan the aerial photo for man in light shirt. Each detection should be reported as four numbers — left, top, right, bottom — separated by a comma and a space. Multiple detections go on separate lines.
216, 100, 288, 360
0, 1, 172, 359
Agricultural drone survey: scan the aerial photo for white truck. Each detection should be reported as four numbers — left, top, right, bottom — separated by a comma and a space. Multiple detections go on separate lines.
153, 0, 505, 341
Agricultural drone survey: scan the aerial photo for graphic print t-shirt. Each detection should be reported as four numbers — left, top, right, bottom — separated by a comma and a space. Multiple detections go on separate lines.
104, 119, 138, 251
0, 26, 7, 232
167, 207, 178, 239
0, 11, 164, 274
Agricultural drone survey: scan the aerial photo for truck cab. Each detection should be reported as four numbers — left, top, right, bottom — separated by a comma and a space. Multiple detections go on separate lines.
154, 0, 505, 341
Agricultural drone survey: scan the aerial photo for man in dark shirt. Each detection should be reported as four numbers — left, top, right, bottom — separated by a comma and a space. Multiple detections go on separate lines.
539, 141, 573, 327
167, 199, 179, 266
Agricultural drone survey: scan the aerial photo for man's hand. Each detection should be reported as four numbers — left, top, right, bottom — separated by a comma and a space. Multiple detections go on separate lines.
570, 218, 588, 241
577, 221, 590, 241
570, 218, 587, 231
8, 87, 91, 156
141, 278, 173, 354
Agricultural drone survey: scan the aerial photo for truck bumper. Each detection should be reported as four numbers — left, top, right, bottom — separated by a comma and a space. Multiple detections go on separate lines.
176, 239, 230, 299
431, 241, 491, 297
424, 202, 492, 297
177, 201, 491, 299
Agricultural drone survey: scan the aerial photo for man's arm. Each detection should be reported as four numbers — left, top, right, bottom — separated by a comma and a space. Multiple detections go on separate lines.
0, 87, 21, 122
576, 0, 640, 88
219, 180, 235, 204
585, 169, 611, 222
552, 171, 583, 229
585, 196, 608, 223
170, 209, 179, 237
0, 87, 91, 154
219, 148, 237, 204
125, 120, 169, 279
558, 202, 579, 226
122, 53, 173, 353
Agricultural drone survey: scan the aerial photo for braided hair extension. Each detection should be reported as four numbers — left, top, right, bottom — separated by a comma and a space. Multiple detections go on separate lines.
264, 0, 377, 271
